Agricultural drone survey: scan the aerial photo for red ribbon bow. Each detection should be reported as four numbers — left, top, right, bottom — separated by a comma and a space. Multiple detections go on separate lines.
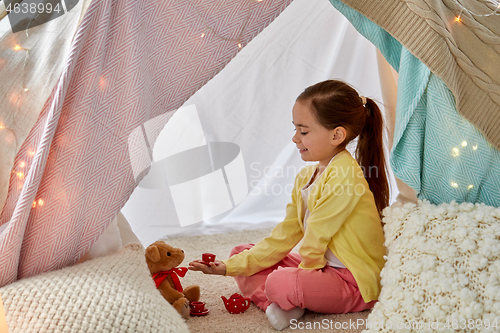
152, 267, 188, 292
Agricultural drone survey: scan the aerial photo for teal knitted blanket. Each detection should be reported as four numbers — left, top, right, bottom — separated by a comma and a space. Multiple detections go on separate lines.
330, 0, 500, 206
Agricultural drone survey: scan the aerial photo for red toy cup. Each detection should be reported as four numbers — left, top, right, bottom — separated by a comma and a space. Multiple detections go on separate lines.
190, 301, 206, 313
202, 253, 215, 262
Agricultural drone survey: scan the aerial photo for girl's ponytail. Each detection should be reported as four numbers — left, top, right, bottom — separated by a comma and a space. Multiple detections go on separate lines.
356, 98, 389, 215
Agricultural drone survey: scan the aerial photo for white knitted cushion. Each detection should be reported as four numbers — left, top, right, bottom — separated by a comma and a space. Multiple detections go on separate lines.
364, 200, 500, 332
0, 244, 189, 333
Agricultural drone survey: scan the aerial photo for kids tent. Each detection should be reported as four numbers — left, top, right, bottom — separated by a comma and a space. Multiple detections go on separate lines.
0, 0, 499, 331
0, 0, 401, 285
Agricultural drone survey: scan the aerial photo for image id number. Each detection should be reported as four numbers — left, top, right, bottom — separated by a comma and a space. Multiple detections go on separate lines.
444, 319, 499, 330
6, 2, 64, 15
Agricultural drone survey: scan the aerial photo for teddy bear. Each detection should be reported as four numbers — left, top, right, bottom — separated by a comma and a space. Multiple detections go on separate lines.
145, 241, 200, 318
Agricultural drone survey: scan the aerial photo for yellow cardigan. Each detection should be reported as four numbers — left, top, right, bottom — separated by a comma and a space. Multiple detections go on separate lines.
222, 150, 386, 303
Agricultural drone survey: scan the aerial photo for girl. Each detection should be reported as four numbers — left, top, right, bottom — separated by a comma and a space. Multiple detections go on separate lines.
189, 80, 389, 330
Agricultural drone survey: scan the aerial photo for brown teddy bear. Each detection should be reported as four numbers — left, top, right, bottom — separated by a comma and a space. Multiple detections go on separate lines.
145, 241, 200, 318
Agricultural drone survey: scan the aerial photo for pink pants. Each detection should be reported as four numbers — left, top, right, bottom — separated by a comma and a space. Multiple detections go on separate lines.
231, 244, 376, 313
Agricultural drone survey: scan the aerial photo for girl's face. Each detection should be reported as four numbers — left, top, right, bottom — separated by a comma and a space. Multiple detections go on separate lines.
292, 100, 343, 169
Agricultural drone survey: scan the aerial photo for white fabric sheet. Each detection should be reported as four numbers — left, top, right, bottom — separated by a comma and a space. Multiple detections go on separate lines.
122, 0, 398, 243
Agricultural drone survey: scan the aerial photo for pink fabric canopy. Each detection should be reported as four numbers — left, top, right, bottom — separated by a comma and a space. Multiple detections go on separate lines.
0, 0, 292, 287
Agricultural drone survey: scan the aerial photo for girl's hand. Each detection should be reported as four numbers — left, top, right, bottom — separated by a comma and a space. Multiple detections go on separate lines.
188, 260, 226, 275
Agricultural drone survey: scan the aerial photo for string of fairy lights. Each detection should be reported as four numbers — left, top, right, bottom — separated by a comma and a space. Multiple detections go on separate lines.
449, 140, 479, 190
0, 0, 498, 207
449, 0, 499, 191
454, 0, 500, 22
189, 0, 264, 48
2, 9, 40, 206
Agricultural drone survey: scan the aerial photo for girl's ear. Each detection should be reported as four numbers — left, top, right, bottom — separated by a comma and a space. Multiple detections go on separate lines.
331, 126, 347, 145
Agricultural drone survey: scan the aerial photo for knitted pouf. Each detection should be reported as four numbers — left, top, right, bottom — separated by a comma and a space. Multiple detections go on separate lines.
364, 200, 500, 333
0, 244, 189, 333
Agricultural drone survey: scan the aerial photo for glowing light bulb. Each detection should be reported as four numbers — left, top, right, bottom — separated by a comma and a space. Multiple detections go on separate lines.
99, 76, 107, 90
451, 182, 458, 188
13, 45, 22, 51
17, 172, 24, 179
472, 145, 478, 150
38, 199, 44, 206
238, 43, 242, 48
200, 33, 205, 38
461, 141, 467, 147
467, 184, 474, 190
24, 88, 28, 92
455, 16, 461, 23
451, 147, 460, 157
28, 150, 35, 156
19, 161, 25, 168
0, 124, 4, 130
32, 201, 36, 208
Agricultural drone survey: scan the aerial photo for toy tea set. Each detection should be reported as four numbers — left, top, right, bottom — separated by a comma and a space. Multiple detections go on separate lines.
145, 242, 250, 318
192, 252, 251, 315
189, 293, 250, 316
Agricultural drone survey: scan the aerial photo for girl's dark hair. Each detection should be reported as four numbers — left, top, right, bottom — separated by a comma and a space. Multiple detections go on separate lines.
297, 80, 389, 215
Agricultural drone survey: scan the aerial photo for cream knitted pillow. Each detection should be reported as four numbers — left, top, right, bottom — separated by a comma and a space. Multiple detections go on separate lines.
364, 200, 500, 332
0, 244, 189, 333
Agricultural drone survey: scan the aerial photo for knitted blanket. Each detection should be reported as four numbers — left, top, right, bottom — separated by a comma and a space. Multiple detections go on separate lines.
338, 0, 500, 151
366, 201, 500, 332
